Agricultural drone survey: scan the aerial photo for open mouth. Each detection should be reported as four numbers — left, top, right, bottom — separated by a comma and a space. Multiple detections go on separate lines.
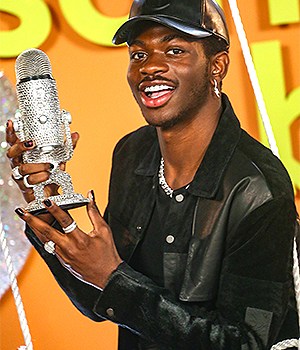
140, 84, 175, 108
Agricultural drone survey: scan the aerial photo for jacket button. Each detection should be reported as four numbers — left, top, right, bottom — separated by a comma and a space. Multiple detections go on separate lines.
175, 194, 184, 202
166, 235, 175, 244
106, 308, 114, 318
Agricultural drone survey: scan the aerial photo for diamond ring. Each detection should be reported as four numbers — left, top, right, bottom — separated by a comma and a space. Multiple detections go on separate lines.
44, 240, 56, 255
62, 221, 77, 234
23, 175, 34, 188
12, 166, 23, 180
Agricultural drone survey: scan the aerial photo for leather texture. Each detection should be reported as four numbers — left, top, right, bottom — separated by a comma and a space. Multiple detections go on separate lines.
25, 95, 298, 349
113, 0, 230, 45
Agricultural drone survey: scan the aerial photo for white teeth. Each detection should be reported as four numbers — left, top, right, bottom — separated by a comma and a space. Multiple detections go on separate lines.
144, 84, 174, 93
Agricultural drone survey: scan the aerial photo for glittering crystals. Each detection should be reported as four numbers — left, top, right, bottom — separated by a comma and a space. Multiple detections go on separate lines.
158, 157, 173, 198
39, 115, 48, 124
1, 141, 7, 149
7, 179, 14, 186
9, 239, 16, 246
15, 110, 21, 119
0, 72, 31, 298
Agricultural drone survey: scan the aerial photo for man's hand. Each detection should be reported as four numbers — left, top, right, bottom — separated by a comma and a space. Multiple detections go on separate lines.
6, 119, 79, 223
15, 191, 123, 290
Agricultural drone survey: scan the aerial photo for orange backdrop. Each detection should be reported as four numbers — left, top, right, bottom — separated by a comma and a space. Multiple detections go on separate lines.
0, 1, 299, 349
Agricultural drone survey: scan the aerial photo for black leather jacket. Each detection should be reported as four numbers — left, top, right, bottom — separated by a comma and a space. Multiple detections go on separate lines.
26, 95, 298, 349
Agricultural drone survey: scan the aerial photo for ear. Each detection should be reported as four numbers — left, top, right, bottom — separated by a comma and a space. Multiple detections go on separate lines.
210, 51, 230, 83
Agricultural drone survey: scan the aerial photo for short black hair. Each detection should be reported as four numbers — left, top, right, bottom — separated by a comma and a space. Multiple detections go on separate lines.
201, 36, 229, 59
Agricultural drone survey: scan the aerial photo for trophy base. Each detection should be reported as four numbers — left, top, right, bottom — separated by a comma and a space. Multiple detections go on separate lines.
25, 193, 90, 215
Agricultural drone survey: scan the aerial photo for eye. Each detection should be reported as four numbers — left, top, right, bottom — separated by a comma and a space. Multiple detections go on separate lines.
130, 51, 147, 61
167, 48, 185, 55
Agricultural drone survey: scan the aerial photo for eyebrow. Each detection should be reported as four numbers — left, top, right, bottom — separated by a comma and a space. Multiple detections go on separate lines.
161, 34, 189, 42
129, 34, 190, 47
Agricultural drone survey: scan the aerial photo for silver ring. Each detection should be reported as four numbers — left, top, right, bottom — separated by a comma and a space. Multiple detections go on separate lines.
12, 166, 23, 180
23, 175, 34, 188
44, 240, 56, 255
62, 221, 77, 234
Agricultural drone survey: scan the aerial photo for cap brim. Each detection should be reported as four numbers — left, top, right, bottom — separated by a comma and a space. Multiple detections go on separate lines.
112, 15, 212, 45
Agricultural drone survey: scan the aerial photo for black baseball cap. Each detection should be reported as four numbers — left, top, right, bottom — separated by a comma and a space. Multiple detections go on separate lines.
113, 0, 230, 46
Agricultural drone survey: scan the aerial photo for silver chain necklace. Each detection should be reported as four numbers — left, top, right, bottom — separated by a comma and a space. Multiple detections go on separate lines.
158, 157, 174, 198
158, 157, 191, 198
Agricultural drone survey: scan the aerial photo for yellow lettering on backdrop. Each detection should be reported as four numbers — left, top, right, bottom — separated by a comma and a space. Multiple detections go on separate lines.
251, 40, 300, 189
59, 0, 127, 47
0, 0, 51, 58
267, 0, 300, 25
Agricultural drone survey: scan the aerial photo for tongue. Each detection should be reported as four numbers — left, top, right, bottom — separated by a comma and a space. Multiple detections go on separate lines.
141, 89, 174, 108
150, 90, 170, 98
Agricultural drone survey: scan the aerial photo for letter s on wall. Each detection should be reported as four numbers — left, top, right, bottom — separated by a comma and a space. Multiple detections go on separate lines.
59, 0, 128, 47
0, 0, 52, 58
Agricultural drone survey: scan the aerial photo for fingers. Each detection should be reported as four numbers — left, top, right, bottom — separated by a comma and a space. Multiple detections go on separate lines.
86, 190, 107, 232
15, 163, 53, 177
56, 132, 79, 173
40, 191, 107, 237
71, 132, 79, 149
41, 199, 75, 231
15, 207, 64, 244
6, 120, 35, 164
7, 140, 35, 160
11, 163, 53, 192
7, 139, 35, 169
6, 120, 18, 146
17, 170, 52, 191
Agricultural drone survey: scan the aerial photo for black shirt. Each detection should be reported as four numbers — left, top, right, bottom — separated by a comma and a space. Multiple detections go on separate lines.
130, 183, 197, 296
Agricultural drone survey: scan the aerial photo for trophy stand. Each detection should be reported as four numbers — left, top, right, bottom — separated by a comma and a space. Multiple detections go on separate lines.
14, 108, 90, 215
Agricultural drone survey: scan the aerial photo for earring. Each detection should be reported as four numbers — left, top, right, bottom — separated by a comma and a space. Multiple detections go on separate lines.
213, 79, 221, 98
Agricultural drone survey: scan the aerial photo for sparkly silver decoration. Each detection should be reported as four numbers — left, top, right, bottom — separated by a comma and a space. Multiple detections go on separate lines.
158, 157, 174, 197
44, 240, 56, 255
14, 49, 89, 213
0, 72, 31, 299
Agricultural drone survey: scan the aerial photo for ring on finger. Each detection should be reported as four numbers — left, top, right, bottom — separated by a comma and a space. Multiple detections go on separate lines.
12, 166, 23, 180
23, 174, 34, 188
62, 221, 77, 234
44, 240, 56, 255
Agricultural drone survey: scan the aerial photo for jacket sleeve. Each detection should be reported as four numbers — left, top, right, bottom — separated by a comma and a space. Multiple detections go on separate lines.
92, 197, 297, 349
24, 222, 105, 322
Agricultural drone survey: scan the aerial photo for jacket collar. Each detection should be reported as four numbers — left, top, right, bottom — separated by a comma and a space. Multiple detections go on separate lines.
134, 94, 241, 199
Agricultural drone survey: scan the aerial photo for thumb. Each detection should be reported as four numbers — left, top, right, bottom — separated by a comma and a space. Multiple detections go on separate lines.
71, 132, 80, 149
59, 132, 80, 171
86, 190, 104, 231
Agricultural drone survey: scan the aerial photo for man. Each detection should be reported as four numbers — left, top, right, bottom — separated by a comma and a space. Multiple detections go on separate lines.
6, 0, 299, 349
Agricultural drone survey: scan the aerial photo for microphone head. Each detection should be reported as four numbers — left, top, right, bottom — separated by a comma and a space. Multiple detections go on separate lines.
15, 48, 53, 83
14, 48, 64, 159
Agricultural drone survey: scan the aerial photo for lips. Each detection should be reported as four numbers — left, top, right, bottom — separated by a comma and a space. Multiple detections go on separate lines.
139, 83, 176, 108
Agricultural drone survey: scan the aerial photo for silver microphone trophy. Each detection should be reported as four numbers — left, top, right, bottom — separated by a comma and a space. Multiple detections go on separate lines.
13, 48, 89, 214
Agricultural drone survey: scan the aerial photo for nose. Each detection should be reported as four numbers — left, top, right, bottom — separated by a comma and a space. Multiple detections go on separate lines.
139, 53, 168, 76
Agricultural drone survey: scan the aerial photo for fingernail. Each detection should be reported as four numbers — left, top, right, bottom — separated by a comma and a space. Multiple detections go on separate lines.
49, 164, 54, 170
6, 121, 10, 128
24, 140, 34, 148
88, 190, 95, 201
43, 199, 52, 207
15, 208, 25, 217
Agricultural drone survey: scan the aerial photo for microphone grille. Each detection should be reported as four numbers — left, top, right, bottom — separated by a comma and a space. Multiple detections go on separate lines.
15, 48, 53, 82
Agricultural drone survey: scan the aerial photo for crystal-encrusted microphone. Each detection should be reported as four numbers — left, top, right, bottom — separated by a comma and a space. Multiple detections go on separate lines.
14, 48, 89, 213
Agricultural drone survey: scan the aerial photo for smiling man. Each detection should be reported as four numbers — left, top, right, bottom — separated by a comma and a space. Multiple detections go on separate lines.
6, 0, 299, 349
